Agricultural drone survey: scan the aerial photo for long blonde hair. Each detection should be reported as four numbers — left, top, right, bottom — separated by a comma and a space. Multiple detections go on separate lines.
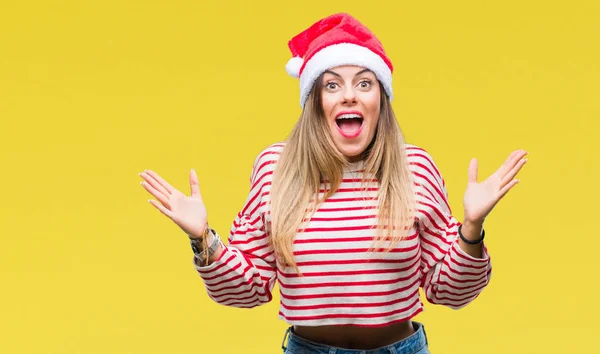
269, 76, 416, 272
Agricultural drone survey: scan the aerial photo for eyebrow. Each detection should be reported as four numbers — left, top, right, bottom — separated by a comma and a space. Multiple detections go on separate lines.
323, 68, 373, 78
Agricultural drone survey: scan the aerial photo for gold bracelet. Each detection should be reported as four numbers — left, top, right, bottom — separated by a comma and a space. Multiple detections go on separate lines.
201, 234, 209, 266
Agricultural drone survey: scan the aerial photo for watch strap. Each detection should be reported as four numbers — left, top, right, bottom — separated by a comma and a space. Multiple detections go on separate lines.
190, 228, 220, 265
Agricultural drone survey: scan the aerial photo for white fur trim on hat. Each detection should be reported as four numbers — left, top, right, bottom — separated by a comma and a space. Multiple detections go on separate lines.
298, 43, 393, 107
285, 56, 304, 78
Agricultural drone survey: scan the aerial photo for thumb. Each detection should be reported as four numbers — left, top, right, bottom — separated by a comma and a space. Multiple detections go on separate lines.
468, 158, 478, 183
189, 168, 201, 198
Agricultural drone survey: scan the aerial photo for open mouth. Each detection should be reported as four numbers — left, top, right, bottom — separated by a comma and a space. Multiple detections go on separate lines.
335, 113, 364, 137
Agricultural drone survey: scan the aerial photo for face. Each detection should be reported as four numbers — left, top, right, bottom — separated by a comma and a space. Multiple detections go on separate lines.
320, 65, 381, 162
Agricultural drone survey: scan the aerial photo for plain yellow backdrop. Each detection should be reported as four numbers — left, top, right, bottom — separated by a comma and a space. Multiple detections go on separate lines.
1, 1, 598, 353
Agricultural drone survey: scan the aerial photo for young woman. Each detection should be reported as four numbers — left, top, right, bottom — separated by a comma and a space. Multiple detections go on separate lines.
139, 13, 527, 354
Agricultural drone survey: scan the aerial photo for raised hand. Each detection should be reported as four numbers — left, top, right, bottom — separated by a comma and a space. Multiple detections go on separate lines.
139, 168, 208, 239
463, 149, 528, 225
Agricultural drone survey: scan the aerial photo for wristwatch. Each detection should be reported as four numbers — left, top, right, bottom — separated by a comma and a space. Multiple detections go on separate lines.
190, 227, 221, 265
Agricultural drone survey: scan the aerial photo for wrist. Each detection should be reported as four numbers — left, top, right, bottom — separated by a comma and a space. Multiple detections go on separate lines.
460, 220, 484, 242
190, 227, 221, 266
188, 221, 209, 240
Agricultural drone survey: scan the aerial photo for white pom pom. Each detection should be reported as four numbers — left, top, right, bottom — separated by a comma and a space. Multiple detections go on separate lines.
285, 56, 303, 78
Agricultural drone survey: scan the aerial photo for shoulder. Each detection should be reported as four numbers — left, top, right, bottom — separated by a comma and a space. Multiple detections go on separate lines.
250, 142, 286, 183
252, 142, 285, 168
404, 143, 445, 186
404, 143, 436, 168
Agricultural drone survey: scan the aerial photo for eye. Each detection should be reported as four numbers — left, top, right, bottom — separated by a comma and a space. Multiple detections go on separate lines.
325, 82, 339, 90
358, 80, 372, 89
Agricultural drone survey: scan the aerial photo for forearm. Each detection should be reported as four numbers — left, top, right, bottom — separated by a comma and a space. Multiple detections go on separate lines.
423, 236, 491, 308
191, 221, 278, 308
193, 239, 276, 308
458, 220, 484, 259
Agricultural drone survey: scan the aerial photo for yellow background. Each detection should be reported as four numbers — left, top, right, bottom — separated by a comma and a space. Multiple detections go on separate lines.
1, 1, 598, 353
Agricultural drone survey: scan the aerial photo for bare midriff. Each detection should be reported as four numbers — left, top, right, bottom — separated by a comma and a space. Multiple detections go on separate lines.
292, 320, 415, 350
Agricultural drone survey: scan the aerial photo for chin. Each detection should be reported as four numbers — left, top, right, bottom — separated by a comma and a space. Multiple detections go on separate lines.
337, 144, 367, 161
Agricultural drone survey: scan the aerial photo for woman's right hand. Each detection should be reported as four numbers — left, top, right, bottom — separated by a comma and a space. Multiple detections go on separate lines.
139, 168, 208, 239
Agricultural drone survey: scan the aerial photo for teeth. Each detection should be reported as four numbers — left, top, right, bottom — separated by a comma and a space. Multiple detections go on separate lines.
337, 114, 363, 119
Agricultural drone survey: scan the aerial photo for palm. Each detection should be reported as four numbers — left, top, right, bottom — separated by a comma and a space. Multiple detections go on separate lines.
168, 192, 208, 237
139, 169, 208, 238
463, 150, 528, 224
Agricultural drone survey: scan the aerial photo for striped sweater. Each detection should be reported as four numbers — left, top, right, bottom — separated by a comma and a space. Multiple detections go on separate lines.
195, 143, 491, 327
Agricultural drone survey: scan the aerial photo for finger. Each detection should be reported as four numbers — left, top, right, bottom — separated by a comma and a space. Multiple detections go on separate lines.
145, 170, 176, 194
189, 168, 202, 198
503, 149, 521, 164
148, 199, 174, 219
498, 150, 528, 177
468, 158, 478, 183
501, 157, 527, 187
140, 171, 170, 198
140, 181, 170, 207
498, 179, 520, 199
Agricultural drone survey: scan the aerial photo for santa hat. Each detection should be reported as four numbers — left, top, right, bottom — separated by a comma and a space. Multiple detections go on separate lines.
286, 13, 394, 107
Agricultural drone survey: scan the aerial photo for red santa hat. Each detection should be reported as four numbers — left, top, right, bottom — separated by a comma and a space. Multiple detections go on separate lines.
286, 13, 394, 107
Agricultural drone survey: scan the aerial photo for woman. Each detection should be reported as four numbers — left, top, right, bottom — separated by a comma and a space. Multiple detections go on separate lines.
139, 13, 527, 354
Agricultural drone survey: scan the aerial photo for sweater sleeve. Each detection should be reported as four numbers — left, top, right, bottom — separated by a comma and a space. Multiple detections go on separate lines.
193, 144, 282, 308
407, 146, 492, 309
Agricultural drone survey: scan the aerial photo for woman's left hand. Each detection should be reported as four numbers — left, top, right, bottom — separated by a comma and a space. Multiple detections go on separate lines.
463, 149, 528, 225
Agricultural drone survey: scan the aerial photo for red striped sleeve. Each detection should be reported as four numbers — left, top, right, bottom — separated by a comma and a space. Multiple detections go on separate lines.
194, 143, 283, 308
408, 145, 492, 309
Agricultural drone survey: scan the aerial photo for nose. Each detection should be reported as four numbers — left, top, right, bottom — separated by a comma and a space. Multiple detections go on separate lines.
342, 85, 357, 105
